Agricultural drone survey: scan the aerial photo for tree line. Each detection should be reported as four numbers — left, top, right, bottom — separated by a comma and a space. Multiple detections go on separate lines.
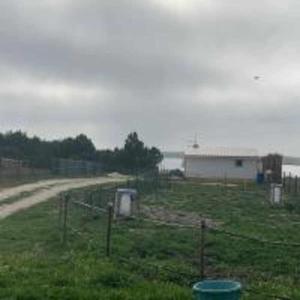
0, 131, 163, 174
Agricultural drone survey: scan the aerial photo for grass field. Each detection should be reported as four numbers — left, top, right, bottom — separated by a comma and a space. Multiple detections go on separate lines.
0, 180, 300, 299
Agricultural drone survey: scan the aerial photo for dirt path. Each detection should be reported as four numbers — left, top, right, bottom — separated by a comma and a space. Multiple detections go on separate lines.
0, 178, 84, 203
0, 175, 127, 219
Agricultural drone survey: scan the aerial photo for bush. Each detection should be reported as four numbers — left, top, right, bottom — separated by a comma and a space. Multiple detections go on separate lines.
168, 169, 184, 178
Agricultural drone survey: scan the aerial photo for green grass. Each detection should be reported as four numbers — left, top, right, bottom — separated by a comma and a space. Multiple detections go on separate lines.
0, 199, 190, 299
143, 182, 300, 298
1, 180, 300, 299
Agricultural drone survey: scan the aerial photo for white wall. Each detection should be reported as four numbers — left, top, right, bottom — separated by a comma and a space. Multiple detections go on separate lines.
184, 157, 259, 180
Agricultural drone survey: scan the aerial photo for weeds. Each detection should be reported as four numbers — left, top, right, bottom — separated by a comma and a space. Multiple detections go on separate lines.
0, 180, 300, 299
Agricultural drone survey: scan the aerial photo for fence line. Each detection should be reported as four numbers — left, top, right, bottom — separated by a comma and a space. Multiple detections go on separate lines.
61, 191, 300, 249
140, 216, 300, 248
56, 177, 298, 299
140, 217, 197, 229
211, 227, 300, 248
72, 200, 107, 214
62, 194, 69, 245
106, 203, 113, 257
283, 172, 300, 195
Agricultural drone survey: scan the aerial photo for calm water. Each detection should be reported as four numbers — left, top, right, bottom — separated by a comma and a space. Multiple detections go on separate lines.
159, 158, 184, 171
160, 157, 300, 176
282, 165, 300, 177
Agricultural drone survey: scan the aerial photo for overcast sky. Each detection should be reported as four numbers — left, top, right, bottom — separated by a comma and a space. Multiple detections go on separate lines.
1, 0, 300, 155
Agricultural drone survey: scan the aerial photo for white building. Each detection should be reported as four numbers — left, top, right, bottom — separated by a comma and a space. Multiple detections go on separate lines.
184, 146, 261, 180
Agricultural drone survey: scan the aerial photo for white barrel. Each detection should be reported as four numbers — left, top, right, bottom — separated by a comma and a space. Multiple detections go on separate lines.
114, 188, 138, 218
274, 185, 282, 204
270, 184, 282, 205
119, 193, 132, 216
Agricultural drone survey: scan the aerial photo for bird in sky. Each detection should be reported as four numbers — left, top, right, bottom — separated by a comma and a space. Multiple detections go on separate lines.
253, 76, 260, 80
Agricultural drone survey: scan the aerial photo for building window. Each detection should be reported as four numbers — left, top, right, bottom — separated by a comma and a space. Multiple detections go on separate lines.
235, 159, 243, 167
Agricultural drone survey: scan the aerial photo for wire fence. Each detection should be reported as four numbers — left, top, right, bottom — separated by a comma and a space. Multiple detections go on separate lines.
283, 172, 300, 195
55, 177, 299, 300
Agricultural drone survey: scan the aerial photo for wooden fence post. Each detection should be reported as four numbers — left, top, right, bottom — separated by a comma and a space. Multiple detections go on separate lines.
106, 203, 113, 257
58, 194, 63, 227
283, 172, 286, 191
62, 194, 70, 245
200, 219, 206, 280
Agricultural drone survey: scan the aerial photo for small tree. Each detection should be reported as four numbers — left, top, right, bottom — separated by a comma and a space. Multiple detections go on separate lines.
121, 132, 163, 174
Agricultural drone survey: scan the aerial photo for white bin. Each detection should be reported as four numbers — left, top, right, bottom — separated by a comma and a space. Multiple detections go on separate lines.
270, 184, 282, 205
114, 188, 138, 218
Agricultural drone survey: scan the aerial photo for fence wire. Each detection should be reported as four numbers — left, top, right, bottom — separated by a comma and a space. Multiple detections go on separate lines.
56, 177, 300, 300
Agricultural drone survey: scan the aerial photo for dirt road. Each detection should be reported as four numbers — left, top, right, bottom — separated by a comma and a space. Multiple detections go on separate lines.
0, 178, 83, 202
0, 175, 127, 219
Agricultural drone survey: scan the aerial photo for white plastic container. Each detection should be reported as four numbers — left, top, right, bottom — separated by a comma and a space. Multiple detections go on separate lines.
270, 184, 282, 205
114, 188, 138, 218
119, 193, 131, 216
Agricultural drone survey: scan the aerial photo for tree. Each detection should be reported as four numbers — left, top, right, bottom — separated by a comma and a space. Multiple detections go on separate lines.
148, 146, 163, 169
0, 130, 163, 174
0, 131, 98, 169
73, 134, 96, 160
121, 132, 163, 174
55, 134, 96, 161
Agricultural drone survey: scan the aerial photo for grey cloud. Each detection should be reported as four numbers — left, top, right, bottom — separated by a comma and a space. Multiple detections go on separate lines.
0, 0, 231, 91
0, 0, 300, 155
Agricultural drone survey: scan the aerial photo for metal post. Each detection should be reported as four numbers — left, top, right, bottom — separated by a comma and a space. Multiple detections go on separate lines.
288, 173, 292, 194
58, 195, 63, 227
106, 203, 113, 257
200, 219, 206, 280
62, 194, 70, 245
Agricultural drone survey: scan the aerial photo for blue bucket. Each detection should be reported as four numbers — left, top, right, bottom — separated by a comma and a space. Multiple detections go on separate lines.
193, 280, 242, 300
